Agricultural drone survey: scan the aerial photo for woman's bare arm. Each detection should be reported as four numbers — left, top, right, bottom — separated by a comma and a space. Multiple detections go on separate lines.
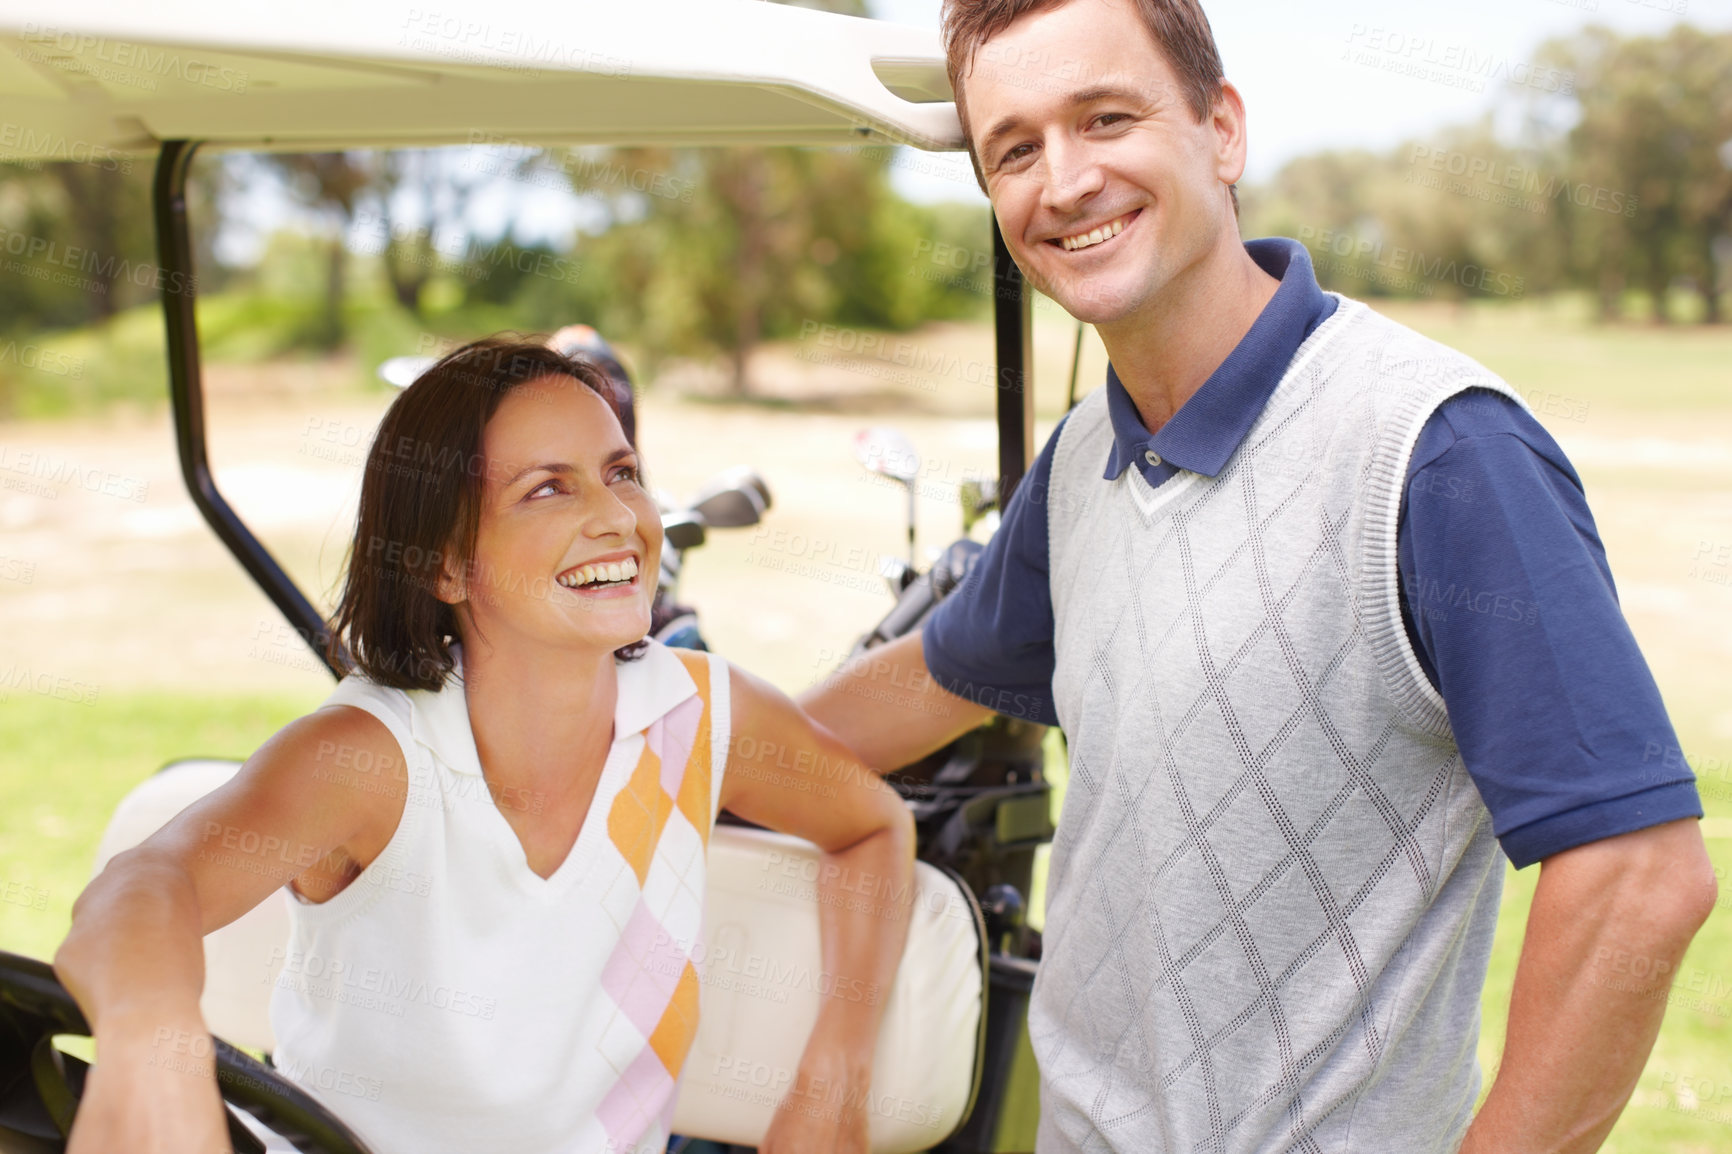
721, 663, 918, 1154
53, 706, 405, 1154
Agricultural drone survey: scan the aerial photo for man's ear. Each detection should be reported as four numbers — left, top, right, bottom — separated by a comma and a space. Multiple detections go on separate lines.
1212, 79, 1251, 190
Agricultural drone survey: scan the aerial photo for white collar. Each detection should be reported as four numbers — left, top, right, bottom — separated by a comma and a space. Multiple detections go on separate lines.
406, 640, 699, 777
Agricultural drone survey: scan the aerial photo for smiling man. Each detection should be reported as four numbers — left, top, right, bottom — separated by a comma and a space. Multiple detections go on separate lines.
800, 0, 1719, 1151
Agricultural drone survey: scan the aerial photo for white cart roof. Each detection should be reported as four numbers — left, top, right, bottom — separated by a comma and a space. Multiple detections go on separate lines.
0, 0, 964, 157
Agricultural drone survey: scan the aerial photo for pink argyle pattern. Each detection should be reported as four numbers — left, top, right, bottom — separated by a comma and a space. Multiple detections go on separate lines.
594, 651, 715, 1153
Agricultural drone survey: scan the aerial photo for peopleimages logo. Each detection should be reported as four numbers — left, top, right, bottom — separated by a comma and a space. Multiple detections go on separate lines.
0, 227, 198, 297
266, 946, 498, 1020
1297, 226, 1526, 299
18, 24, 249, 92
1406, 145, 1639, 219
0, 123, 132, 173
1342, 25, 1575, 95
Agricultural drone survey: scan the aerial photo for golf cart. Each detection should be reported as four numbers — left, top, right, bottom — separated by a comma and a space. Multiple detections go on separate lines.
0, 2, 1047, 1150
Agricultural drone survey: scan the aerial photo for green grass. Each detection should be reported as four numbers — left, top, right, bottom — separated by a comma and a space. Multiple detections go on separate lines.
10, 287, 1731, 426
0, 690, 323, 964
1373, 295, 1732, 415
0, 279, 553, 420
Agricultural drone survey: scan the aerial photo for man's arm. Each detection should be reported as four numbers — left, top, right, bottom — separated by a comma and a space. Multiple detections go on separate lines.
798, 631, 992, 772
1395, 393, 1714, 1150
1460, 817, 1717, 1153
803, 421, 1070, 768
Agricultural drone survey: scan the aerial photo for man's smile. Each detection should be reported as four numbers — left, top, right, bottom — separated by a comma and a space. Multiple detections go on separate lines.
1052, 209, 1140, 252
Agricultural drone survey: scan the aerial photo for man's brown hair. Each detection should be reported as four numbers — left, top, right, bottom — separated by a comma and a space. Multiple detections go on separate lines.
942, 0, 1233, 207
326, 338, 643, 690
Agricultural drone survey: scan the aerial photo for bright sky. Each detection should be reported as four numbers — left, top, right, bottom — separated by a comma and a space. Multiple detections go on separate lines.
871, 0, 1727, 203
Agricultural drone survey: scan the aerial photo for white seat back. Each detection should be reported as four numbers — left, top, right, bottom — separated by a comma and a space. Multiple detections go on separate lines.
95, 760, 985, 1152
671, 827, 984, 1150
92, 759, 292, 1053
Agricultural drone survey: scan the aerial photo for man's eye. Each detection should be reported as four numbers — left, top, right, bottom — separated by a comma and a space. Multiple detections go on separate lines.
1094, 112, 1128, 128
998, 142, 1035, 168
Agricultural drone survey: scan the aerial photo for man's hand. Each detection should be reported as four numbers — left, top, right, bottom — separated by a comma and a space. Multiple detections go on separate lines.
1460, 818, 1717, 1153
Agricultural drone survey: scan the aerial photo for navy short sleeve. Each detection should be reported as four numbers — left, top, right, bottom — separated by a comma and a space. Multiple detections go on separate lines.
1399, 391, 1703, 868
921, 419, 1065, 727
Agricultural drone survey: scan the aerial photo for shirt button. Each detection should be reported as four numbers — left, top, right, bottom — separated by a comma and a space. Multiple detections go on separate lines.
1144, 450, 1163, 468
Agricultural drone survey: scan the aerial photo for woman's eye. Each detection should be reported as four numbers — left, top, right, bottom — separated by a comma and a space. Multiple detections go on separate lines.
528, 480, 561, 499
612, 466, 641, 485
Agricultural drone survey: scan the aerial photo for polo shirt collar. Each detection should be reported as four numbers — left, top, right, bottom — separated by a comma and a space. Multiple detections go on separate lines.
408, 639, 698, 776
1102, 237, 1336, 482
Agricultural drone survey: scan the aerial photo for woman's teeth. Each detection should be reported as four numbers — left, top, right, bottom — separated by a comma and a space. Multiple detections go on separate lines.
557, 557, 639, 589
1060, 216, 1127, 252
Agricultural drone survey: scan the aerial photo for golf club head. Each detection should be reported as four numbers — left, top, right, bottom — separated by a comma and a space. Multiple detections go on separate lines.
853, 426, 919, 486
662, 510, 707, 551
690, 467, 770, 529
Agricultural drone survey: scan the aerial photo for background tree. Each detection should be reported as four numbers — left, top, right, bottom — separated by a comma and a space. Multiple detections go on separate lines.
264, 152, 371, 347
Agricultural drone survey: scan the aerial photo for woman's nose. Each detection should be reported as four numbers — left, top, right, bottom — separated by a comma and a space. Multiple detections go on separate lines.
585, 485, 638, 539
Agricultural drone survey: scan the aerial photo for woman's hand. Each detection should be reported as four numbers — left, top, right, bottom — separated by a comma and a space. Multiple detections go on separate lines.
68, 1011, 232, 1154
759, 1029, 873, 1154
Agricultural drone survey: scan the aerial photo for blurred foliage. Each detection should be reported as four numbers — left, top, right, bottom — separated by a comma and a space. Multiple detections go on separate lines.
3, 21, 1729, 414
503, 145, 989, 391
1243, 25, 1732, 322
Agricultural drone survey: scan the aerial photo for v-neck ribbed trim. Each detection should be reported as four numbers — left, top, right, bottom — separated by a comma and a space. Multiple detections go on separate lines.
402, 641, 701, 896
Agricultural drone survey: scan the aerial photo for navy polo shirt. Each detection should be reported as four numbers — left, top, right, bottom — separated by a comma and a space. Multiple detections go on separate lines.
924, 237, 1702, 869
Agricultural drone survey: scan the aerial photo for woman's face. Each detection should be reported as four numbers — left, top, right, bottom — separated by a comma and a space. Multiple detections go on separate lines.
445, 374, 660, 656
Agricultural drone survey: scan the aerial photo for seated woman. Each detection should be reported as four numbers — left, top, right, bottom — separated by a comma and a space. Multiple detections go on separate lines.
54, 339, 915, 1154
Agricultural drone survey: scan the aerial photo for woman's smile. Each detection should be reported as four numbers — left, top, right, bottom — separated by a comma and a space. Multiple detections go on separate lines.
554, 552, 643, 598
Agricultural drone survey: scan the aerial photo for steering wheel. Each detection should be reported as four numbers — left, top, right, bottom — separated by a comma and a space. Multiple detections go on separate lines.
0, 950, 374, 1154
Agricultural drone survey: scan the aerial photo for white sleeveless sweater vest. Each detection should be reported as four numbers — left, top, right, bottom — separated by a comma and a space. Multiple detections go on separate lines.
1037, 298, 1525, 1153
268, 641, 730, 1154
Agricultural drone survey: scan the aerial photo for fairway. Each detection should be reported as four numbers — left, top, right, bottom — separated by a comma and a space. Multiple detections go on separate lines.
2, 298, 1729, 1150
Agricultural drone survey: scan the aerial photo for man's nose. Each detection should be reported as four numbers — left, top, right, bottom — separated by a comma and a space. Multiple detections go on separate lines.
1039, 135, 1105, 216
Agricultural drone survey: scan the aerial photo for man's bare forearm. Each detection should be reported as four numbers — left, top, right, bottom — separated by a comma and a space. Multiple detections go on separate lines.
1461, 819, 1717, 1153
797, 632, 991, 772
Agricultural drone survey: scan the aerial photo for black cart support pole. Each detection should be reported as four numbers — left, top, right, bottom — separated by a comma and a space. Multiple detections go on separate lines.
992, 217, 1035, 504
153, 140, 346, 680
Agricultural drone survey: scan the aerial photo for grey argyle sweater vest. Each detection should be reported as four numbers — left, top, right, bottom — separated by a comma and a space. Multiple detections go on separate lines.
1036, 297, 1525, 1154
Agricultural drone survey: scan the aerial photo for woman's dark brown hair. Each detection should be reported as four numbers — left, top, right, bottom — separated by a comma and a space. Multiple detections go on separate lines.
327, 337, 646, 690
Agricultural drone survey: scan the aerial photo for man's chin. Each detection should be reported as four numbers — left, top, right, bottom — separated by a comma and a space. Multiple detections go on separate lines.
1046, 278, 1145, 326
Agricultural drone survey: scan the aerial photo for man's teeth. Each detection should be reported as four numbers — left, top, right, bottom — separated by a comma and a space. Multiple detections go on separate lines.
1061, 217, 1127, 252
556, 557, 639, 588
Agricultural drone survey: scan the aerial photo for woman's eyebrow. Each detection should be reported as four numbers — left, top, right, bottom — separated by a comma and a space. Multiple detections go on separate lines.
499, 461, 574, 488
499, 449, 635, 488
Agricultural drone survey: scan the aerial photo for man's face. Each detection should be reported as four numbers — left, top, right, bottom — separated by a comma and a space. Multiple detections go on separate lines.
963, 0, 1242, 327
